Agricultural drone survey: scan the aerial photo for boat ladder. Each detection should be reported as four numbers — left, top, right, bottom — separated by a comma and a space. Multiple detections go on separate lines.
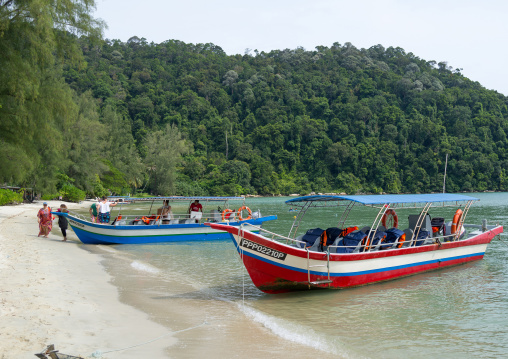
306, 249, 332, 287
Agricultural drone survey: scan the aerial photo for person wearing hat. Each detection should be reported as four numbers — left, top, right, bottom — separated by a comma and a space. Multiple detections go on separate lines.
37, 202, 53, 238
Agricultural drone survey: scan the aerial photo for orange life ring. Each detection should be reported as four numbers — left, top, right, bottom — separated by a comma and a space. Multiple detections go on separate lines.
451, 209, 463, 234
222, 209, 234, 221
381, 209, 398, 228
237, 206, 252, 221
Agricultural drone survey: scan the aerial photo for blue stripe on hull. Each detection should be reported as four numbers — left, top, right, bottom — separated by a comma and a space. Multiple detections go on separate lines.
73, 226, 239, 244
234, 242, 485, 278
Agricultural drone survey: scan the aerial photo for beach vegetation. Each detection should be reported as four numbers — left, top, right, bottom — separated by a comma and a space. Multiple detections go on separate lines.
0, 188, 23, 205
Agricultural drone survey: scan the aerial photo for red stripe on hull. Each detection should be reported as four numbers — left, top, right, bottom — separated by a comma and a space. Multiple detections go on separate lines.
242, 252, 486, 294
209, 223, 503, 294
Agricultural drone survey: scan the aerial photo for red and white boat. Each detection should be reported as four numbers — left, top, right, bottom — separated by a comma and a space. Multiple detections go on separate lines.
208, 194, 503, 294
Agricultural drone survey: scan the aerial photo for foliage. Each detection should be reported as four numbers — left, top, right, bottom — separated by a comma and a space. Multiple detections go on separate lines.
59, 184, 86, 202
0, 0, 104, 192
59, 38, 508, 195
41, 193, 59, 200
0, 188, 23, 205
2, 7, 508, 195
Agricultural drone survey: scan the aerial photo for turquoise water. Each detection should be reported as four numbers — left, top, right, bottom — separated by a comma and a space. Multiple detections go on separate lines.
83, 193, 508, 358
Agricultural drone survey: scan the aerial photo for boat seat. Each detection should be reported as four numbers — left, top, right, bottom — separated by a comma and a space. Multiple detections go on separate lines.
408, 214, 432, 233
368, 230, 388, 251
328, 236, 344, 253
360, 226, 371, 234
413, 229, 431, 246
380, 228, 405, 249
337, 230, 367, 253
296, 228, 324, 248
401, 228, 414, 247
308, 237, 322, 252
292, 234, 305, 247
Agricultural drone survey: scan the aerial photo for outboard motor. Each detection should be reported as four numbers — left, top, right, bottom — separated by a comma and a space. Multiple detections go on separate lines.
251, 210, 261, 219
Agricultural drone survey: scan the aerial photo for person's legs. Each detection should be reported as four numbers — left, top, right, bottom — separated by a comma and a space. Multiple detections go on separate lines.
61, 228, 67, 241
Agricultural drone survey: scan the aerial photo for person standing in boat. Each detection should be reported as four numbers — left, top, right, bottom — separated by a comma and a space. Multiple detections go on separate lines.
160, 200, 173, 224
98, 196, 118, 224
89, 201, 99, 223
37, 202, 53, 237
188, 200, 203, 223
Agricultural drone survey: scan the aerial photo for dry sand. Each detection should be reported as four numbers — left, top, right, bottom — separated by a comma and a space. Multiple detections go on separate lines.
0, 201, 173, 359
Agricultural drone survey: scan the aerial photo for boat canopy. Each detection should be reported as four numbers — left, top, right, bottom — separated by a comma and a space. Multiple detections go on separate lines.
286, 193, 479, 206
126, 196, 245, 202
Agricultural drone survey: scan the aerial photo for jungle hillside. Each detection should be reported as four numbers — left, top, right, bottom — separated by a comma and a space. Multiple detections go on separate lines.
2, 0, 508, 199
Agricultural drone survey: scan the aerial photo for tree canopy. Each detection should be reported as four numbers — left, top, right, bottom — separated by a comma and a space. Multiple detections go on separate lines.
2, 6, 508, 197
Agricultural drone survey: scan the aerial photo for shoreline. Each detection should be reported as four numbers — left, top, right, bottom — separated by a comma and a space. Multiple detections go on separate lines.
0, 200, 173, 358
0, 200, 339, 359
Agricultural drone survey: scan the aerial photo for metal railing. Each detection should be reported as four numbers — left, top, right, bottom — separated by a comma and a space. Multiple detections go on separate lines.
70, 210, 243, 225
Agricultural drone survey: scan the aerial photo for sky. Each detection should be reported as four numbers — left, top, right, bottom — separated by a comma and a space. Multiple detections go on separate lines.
94, 0, 508, 95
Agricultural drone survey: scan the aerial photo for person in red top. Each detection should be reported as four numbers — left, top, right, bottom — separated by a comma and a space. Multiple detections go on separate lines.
188, 200, 203, 223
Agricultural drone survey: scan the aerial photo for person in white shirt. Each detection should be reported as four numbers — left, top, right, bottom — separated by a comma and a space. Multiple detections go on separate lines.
160, 200, 173, 224
98, 196, 118, 224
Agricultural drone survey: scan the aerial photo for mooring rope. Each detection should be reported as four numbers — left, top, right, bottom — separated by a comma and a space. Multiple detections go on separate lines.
90, 320, 207, 358
497, 234, 508, 247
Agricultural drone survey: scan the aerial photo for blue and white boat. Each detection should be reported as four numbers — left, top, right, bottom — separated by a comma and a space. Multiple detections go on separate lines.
55, 196, 276, 245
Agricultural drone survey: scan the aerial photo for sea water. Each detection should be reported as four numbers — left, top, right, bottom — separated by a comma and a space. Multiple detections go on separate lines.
79, 193, 508, 358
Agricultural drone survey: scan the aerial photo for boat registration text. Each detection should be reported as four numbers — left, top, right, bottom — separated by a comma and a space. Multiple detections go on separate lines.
240, 238, 287, 260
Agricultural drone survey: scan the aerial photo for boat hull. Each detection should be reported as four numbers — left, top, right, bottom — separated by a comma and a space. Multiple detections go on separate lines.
209, 223, 503, 293
66, 215, 277, 245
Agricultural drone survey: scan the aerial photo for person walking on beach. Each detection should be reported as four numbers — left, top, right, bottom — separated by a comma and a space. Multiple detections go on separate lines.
98, 196, 118, 224
89, 201, 98, 223
37, 202, 53, 238
56, 204, 69, 241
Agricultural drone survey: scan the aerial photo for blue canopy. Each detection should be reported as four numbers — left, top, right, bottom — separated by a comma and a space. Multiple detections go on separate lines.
285, 193, 479, 205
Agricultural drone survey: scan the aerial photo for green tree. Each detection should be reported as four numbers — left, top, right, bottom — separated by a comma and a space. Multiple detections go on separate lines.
142, 124, 192, 195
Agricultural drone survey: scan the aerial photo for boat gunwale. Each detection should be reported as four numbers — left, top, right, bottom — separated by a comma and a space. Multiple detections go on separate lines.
60, 212, 277, 231
210, 223, 503, 262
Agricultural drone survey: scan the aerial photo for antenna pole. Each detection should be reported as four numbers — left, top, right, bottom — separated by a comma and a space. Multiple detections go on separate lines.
443, 153, 448, 193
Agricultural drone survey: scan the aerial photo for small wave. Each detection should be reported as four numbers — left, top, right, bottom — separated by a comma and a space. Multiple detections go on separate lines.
96, 245, 118, 254
238, 303, 353, 358
130, 261, 160, 274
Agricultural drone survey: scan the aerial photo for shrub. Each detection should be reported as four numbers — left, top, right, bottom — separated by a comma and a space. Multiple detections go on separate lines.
59, 184, 86, 203
0, 189, 23, 205
41, 193, 59, 201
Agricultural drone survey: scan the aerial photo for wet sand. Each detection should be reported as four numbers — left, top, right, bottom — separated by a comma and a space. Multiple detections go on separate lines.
0, 201, 337, 359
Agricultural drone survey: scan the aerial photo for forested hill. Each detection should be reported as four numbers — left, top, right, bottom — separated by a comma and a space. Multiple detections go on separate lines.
2, 12, 508, 197
64, 37, 508, 195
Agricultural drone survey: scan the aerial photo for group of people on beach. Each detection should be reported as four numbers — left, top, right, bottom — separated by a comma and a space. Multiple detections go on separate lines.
37, 202, 68, 241
37, 197, 206, 240
37, 196, 119, 241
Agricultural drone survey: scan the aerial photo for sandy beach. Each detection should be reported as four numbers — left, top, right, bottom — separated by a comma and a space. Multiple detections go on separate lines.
0, 201, 337, 359
0, 201, 172, 358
